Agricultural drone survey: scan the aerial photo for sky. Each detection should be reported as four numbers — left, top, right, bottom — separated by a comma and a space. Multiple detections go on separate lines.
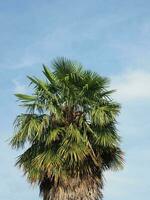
0, 0, 150, 199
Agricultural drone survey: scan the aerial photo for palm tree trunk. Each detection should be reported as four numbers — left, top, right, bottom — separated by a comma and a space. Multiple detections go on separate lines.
42, 176, 103, 200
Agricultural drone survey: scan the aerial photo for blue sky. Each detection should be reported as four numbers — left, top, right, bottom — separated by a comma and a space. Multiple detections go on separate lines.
0, 0, 150, 199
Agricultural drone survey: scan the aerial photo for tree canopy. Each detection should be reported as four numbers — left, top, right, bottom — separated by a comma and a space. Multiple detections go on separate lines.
10, 58, 124, 200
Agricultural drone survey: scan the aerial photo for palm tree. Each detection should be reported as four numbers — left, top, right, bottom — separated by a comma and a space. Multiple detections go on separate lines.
10, 58, 124, 200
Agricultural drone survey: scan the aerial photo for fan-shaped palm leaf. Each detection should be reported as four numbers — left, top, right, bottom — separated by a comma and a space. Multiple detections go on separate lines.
10, 57, 124, 200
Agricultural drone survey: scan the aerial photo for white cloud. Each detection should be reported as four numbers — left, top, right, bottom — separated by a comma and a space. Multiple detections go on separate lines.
111, 70, 150, 102
12, 80, 27, 94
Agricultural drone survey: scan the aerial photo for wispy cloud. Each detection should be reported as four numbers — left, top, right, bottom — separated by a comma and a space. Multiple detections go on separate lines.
0, 5, 137, 70
111, 70, 150, 102
12, 79, 27, 94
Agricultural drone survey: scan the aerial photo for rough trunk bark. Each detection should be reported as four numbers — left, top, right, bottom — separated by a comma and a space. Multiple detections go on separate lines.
42, 176, 103, 200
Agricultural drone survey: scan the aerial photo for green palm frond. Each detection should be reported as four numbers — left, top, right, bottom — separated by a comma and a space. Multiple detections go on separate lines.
91, 102, 120, 126
10, 57, 124, 200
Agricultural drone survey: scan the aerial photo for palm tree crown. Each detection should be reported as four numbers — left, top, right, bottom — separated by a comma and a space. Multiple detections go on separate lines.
10, 58, 123, 200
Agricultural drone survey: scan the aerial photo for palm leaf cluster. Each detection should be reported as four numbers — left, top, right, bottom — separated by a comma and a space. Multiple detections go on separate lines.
10, 58, 124, 200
